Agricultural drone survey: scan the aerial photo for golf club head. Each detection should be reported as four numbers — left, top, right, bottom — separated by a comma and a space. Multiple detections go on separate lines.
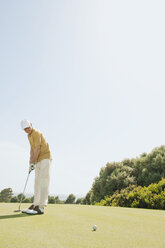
14, 209, 21, 212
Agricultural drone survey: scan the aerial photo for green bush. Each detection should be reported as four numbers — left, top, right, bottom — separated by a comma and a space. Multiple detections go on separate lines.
23, 198, 32, 203
10, 196, 18, 202
48, 196, 55, 204
97, 178, 165, 210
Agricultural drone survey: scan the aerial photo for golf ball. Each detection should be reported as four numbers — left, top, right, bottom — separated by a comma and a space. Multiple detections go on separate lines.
93, 225, 97, 231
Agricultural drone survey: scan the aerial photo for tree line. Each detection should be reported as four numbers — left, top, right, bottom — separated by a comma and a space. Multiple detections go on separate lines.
2, 145, 165, 209
0, 189, 83, 205
83, 145, 165, 205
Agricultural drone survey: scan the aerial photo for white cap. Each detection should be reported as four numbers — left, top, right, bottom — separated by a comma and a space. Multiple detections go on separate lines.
20, 119, 31, 130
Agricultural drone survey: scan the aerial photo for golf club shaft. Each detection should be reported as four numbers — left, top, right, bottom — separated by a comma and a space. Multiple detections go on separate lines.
18, 172, 30, 210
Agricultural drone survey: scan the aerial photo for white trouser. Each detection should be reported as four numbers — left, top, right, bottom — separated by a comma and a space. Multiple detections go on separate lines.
33, 159, 52, 207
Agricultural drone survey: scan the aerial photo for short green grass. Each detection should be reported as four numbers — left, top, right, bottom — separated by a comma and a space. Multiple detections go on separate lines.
0, 203, 165, 248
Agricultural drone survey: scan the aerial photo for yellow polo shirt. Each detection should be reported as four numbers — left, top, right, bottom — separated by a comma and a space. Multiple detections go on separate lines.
28, 129, 52, 162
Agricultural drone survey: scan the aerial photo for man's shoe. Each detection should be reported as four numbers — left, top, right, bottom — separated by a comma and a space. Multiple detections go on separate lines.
22, 204, 35, 213
27, 205, 44, 215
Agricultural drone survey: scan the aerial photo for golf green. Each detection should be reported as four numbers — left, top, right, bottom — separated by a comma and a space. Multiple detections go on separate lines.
0, 203, 165, 248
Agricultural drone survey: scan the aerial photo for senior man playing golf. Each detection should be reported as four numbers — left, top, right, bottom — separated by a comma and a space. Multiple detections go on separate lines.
20, 119, 52, 215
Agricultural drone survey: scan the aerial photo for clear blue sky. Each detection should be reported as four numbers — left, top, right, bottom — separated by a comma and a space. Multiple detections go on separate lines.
1, 0, 165, 197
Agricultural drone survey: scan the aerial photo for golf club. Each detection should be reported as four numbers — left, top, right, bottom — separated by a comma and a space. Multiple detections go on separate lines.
14, 171, 31, 212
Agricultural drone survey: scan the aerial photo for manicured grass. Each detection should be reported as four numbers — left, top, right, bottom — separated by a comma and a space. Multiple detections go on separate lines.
0, 203, 165, 248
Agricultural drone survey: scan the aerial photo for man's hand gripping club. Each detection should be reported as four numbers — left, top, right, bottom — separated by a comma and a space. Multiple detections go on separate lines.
29, 146, 41, 173
29, 163, 36, 173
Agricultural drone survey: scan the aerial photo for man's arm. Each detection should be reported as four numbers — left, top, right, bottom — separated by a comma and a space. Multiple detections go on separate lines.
30, 148, 34, 164
30, 146, 41, 164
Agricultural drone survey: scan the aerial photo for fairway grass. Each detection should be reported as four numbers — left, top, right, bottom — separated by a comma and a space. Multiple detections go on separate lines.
0, 203, 165, 248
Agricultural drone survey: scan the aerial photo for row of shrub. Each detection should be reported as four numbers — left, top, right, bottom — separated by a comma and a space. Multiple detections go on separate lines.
10, 195, 65, 204
0, 188, 83, 205
96, 178, 165, 210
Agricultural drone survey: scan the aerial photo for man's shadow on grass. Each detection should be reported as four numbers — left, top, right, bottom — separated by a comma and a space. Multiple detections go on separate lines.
0, 213, 34, 220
